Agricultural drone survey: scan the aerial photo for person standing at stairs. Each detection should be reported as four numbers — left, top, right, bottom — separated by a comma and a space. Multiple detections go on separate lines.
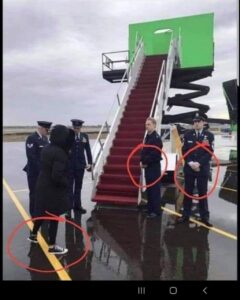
23, 121, 52, 217
66, 119, 93, 217
176, 112, 214, 227
140, 117, 163, 218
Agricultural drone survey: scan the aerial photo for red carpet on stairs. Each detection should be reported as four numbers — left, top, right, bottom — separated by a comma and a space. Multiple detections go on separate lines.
92, 55, 167, 206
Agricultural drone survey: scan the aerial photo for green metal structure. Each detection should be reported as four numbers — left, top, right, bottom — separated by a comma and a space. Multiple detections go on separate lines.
129, 13, 214, 68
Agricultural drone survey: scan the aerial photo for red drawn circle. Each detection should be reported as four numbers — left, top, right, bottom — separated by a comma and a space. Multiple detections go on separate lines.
174, 142, 220, 200
6, 213, 91, 273
127, 143, 168, 188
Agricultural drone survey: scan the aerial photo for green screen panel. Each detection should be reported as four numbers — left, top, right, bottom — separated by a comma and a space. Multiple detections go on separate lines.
129, 13, 214, 69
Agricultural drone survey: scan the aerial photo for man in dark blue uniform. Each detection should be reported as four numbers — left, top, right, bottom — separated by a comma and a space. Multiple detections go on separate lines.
23, 121, 52, 216
140, 117, 163, 218
67, 119, 92, 216
177, 112, 214, 227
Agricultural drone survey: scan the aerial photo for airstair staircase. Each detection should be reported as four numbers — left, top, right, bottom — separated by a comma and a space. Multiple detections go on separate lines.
91, 35, 179, 206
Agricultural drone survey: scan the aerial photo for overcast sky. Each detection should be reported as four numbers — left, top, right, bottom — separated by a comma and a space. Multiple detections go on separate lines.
3, 0, 238, 126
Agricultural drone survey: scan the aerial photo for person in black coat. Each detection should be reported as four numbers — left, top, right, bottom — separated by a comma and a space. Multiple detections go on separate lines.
28, 125, 75, 255
177, 112, 214, 227
140, 117, 163, 218
67, 119, 92, 217
23, 121, 52, 217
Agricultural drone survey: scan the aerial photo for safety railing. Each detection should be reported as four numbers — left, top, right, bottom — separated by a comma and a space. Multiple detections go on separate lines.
91, 35, 145, 196
102, 50, 129, 72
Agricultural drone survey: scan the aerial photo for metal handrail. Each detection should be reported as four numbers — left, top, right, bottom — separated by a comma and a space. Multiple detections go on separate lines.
164, 39, 179, 113
92, 35, 144, 179
177, 27, 182, 67
149, 62, 166, 120
115, 37, 143, 102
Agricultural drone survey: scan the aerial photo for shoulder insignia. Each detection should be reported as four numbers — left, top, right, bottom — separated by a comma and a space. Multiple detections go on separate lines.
27, 143, 33, 148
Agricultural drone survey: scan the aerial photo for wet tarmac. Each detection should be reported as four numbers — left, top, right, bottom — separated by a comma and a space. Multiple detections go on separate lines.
3, 134, 237, 280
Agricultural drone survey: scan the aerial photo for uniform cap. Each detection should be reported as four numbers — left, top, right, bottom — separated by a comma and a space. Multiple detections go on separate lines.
192, 112, 206, 122
37, 121, 52, 129
71, 119, 84, 127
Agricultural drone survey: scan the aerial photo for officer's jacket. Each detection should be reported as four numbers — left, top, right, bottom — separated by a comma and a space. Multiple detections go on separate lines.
23, 132, 49, 175
140, 131, 163, 167
182, 129, 214, 174
69, 132, 92, 169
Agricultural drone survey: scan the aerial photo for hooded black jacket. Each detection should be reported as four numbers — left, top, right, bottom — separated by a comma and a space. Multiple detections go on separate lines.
34, 125, 75, 216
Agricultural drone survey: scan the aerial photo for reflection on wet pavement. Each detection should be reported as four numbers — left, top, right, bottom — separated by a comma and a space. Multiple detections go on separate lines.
27, 244, 59, 280
86, 207, 236, 280
64, 211, 93, 280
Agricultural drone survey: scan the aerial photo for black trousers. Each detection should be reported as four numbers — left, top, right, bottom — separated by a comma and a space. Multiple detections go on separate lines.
145, 165, 161, 214
32, 220, 59, 245
26, 173, 38, 217
183, 173, 210, 220
69, 168, 85, 209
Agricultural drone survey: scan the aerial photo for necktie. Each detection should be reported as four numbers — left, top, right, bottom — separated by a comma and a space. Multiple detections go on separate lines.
197, 131, 200, 140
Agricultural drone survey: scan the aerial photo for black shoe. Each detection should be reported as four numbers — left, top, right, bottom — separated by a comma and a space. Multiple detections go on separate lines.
78, 207, 87, 214
74, 206, 87, 214
201, 219, 213, 227
176, 216, 189, 224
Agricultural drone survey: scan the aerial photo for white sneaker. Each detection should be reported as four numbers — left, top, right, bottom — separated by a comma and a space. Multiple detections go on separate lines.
27, 234, 38, 243
48, 245, 68, 255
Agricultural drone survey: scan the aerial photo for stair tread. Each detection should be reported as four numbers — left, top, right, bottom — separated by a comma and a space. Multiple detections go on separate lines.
105, 163, 140, 166
101, 174, 139, 179
92, 195, 138, 204
113, 137, 142, 141
111, 146, 137, 149
108, 153, 140, 157
98, 181, 135, 186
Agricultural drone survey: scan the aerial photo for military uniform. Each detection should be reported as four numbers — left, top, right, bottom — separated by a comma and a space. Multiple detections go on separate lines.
23, 121, 52, 216
68, 119, 92, 213
180, 113, 214, 225
140, 130, 163, 217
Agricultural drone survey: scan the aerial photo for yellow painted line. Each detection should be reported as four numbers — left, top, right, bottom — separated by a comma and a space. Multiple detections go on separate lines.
161, 206, 237, 241
13, 189, 29, 193
3, 178, 71, 281
176, 176, 237, 193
